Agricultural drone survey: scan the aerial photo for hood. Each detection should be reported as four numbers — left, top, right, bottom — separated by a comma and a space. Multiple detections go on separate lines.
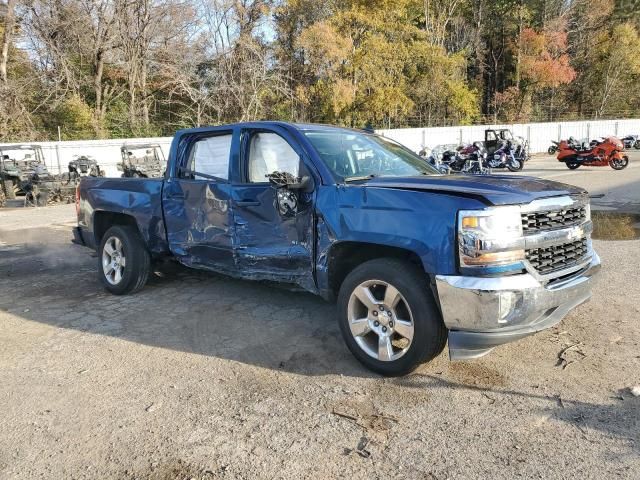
356, 174, 586, 206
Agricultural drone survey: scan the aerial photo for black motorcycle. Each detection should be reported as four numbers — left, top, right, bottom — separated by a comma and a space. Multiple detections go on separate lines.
548, 141, 560, 154
484, 140, 523, 172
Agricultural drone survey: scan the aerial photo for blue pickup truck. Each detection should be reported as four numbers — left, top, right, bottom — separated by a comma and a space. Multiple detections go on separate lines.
73, 122, 600, 375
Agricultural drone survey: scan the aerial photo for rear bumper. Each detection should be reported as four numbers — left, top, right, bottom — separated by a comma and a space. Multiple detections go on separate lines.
435, 252, 601, 360
72, 226, 95, 249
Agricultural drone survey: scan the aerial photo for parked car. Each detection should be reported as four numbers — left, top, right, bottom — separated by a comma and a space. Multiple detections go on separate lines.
73, 122, 600, 376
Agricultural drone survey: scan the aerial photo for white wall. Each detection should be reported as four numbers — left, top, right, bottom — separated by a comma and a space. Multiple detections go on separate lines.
0, 137, 173, 177
377, 118, 640, 154
3, 117, 640, 177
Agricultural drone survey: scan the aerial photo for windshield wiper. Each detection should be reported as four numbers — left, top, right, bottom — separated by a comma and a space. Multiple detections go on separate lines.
344, 174, 377, 183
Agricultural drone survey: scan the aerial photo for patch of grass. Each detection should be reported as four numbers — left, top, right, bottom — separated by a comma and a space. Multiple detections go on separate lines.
591, 211, 640, 240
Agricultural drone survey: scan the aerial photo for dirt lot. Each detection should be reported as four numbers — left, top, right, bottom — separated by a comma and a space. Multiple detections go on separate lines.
1, 154, 639, 479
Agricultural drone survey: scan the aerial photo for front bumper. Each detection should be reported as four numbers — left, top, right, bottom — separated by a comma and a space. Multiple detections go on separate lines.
435, 252, 601, 360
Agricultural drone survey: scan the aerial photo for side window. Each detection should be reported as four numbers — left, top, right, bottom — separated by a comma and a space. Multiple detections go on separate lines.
486, 131, 497, 142
248, 132, 299, 183
185, 134, 232, 180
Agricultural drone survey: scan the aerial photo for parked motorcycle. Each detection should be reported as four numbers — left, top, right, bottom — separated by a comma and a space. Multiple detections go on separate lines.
557, 136, 629, 170
454, 143, 491, 174
484, 140, 524, 171
621, 135, 640, 150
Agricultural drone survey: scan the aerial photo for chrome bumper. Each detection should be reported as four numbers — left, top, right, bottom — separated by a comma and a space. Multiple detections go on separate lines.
435, 252, 601, 360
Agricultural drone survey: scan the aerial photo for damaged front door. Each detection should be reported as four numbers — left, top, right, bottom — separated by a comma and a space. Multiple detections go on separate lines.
231, 128, 315, 290
162, 131, 235, 271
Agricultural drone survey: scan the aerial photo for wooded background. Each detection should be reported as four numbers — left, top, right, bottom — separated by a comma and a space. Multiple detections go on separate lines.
1, 0, 639, 141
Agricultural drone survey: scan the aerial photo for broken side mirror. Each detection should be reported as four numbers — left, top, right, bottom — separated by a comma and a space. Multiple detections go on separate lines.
266, 171, 313, 192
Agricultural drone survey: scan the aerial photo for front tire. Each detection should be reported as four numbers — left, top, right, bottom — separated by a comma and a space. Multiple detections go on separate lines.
566, 162, 580, 170
98, 225, 151, 295
337, 258, 447, 376
610, 156, 629, 170
634, 140, 640, 150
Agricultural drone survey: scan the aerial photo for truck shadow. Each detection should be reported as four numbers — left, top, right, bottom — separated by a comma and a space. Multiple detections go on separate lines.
393, 374, 640, 453
0, 231, 369, 378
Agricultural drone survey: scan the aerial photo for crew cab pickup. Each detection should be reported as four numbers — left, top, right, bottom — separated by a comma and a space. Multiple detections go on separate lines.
73, 122, 600, 376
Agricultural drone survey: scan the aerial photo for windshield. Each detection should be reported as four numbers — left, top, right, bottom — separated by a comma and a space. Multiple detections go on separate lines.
0, 148, 39, 162
303, 130, 439, 180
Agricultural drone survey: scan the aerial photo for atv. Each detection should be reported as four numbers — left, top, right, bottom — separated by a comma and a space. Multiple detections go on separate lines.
0, 144, 52, 199
117, 143, 166, 178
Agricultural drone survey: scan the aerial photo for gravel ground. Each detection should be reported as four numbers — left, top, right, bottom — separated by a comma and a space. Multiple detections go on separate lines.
1, 170, 639, 479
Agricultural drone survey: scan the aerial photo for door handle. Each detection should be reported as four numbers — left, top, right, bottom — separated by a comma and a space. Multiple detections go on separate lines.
167, 192, 185, 199
237, 200, 260, 207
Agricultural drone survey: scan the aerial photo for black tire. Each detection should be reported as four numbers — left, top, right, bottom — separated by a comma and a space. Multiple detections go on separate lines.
507, 159, 523, 172
566, 162, 580, 170
3, 179, 16, 199
635, 140, 640, 150
337, 258, 447, 376
610, 156, 629, 170
548, 146, 556, 155
98, 225, 151, 295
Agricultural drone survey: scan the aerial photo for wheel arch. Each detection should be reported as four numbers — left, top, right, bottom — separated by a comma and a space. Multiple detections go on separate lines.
325, 241, 428, 301
93, 211, 140, 247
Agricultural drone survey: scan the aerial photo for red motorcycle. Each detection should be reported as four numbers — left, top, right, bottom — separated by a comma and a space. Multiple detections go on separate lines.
557, 136, 629, 170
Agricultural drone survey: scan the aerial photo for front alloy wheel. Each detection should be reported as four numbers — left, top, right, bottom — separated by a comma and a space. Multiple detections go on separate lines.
337, 258, 447, 376
347, 280, 414, 362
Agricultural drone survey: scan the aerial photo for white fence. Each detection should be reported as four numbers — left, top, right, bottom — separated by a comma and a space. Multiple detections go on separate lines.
378, 118, 640, 155
2, 118, 640, 177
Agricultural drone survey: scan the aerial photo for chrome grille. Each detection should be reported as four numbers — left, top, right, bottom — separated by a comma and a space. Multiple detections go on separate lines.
526, 238, 589, 275
522, 206, 586, 233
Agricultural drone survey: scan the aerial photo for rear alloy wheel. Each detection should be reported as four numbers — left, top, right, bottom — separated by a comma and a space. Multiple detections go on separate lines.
99, 225, 150, 295
337, 258, 446, 376
610, 156, 629, 170
566, 162, 580, 170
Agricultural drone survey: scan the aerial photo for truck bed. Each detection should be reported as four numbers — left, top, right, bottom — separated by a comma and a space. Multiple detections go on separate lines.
77, 177, 168, 254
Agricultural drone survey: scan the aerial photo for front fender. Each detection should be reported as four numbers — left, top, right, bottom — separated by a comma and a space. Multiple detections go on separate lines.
316, 185, 487, 275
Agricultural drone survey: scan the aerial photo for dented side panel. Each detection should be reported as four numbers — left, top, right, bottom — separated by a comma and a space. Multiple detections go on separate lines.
79, 177, 168, 253
314, 185, 488, 292
230, 183, 315, 291
162, 179, 234, 269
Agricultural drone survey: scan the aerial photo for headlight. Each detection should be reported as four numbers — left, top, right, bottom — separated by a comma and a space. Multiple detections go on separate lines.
458, 207, 525, 273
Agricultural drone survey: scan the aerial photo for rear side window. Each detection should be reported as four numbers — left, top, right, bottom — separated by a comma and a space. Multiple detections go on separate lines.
185, 134, 232, 180
248, 132, 299, 183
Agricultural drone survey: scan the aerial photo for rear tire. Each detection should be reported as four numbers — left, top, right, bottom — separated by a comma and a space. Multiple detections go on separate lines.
634, 140, 640, 150
337, 258, 447, 376
3, 180, 16, 199
98, 225, 151, 295
548, 146, 556, 155
566, 162, 580, 170
507, 159, 523, 172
